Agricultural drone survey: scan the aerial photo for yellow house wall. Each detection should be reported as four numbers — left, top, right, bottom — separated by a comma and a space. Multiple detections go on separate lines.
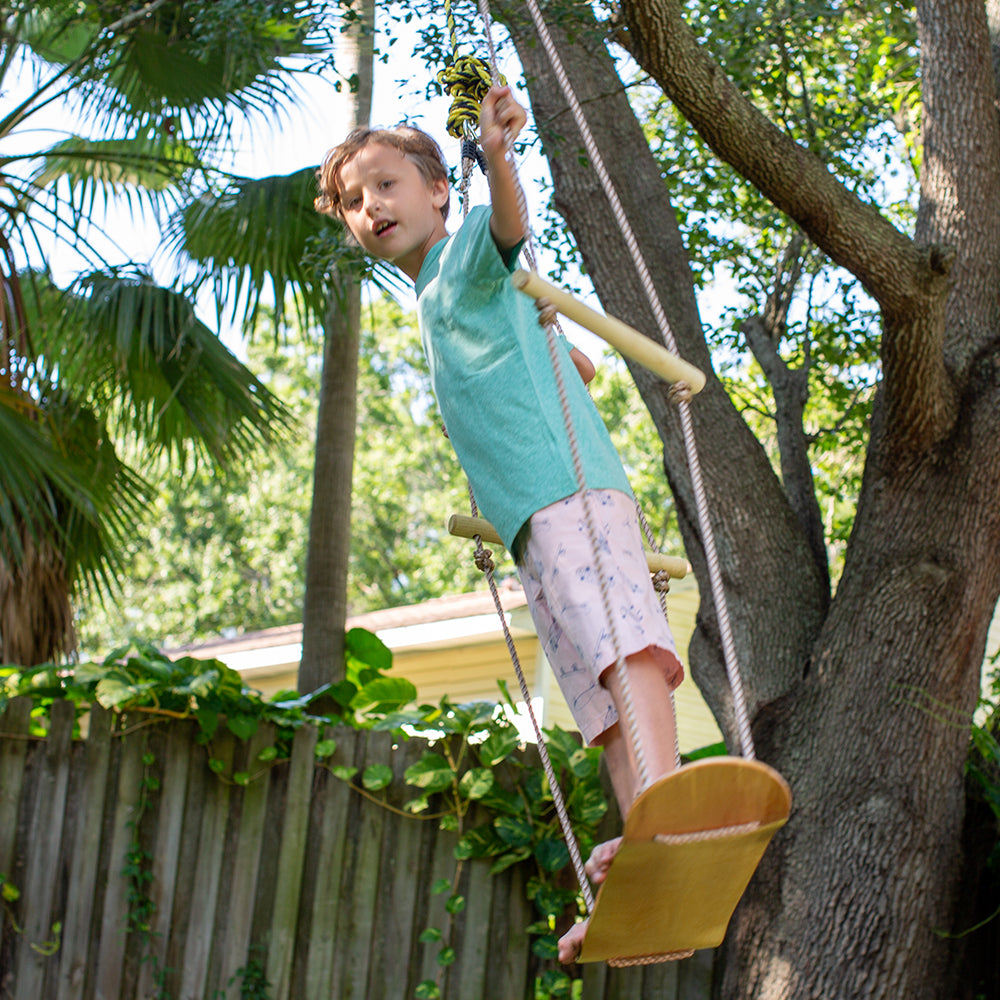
230, 575, 723, 756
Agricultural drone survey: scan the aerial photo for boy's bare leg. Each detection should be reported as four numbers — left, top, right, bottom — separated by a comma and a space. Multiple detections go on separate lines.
603, 649, 680, 790
559, 649, 680, 963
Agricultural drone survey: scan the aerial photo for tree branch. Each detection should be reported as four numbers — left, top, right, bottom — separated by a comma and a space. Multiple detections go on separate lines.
612, 0, 959, 451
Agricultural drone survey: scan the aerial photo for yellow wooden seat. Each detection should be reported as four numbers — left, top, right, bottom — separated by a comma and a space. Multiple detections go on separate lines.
577, 756, 791, 965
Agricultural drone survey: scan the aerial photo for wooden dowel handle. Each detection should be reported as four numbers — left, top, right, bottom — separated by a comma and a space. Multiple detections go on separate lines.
448, 514, 689, 579
512, 269, 706, 394
448, 513, 504, 546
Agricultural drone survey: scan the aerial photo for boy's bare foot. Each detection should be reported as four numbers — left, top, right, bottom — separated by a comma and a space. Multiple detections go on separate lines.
558, 919, 588, 964
585, 837, 622, 884
557, 839, 623, 963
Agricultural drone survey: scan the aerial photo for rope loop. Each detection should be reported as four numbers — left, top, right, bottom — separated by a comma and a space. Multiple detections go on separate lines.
535, 296, 558, 329
438, 56, 504, 138
651, 569, 671, 595
474, 546, 495, 573
667, 380, 693, 406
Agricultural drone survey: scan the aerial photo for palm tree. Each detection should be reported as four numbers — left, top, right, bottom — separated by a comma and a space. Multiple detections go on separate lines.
0, 0, 340, 664
170, 0, 396, 694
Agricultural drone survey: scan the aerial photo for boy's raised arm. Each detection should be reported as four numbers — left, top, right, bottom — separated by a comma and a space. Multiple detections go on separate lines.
479, 86, 529, 252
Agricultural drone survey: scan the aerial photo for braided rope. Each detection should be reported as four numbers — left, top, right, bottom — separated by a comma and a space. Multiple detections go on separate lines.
653, 820, 761, 845
465, 486, 595, 913
521, 0, 756, 761
475, 0, 655, 800
448, 18, 595, 910
608, 949, 695, 968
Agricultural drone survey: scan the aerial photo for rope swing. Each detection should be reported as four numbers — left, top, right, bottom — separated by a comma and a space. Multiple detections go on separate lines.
442, 0, 791, 967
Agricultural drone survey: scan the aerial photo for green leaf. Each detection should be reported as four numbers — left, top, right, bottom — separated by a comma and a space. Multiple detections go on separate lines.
414, 980, 440, 999
362, 764, 394, 791
494, 814, 533, 848
477, 728, 519, 767
405, 794, 430, 815
404, 752, 454, 793
226, 714, 259, 741
683, 741, 728, 762
436, 946, 456, 967
419, 926, 443, 943
532, 934, 559, 960
534, 838, 570, 873
314, 739, 337, 759
431, 879, 452, 896
454, 824, 503, 860
194, 707, 220, 740
346, 627, 393, 673
489, 847, 532, 875
332, 765, 358, 782
355, 676, 417, 711
445, 894, 465, 914
458, 767, 494, 800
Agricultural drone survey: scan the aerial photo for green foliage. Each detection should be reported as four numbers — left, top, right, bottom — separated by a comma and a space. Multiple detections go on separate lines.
1, 1, 346, 660
223, 947, 273, 1000
1, 632, 605, 999
970, 659, 1000, 857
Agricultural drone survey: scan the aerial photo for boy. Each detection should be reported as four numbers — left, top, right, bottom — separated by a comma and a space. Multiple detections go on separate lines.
316, 86, 683, 962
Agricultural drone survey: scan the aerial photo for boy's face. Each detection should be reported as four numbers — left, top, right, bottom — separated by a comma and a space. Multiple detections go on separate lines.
337, 142, 449, 281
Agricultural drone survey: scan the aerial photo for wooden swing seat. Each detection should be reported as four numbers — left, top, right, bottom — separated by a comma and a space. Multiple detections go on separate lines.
577, 756, 791, 965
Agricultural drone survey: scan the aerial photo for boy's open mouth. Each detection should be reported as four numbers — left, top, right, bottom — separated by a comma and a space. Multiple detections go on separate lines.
375, 220, 395, 236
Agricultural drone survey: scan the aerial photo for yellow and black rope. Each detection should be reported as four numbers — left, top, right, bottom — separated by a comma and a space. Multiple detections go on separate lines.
438, 0, 505, 139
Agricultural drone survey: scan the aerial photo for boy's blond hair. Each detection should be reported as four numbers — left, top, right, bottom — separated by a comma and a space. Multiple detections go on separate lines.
315, 125, 450, 222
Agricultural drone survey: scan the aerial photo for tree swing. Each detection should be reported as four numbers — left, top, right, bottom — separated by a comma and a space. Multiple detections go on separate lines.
439, 0, 791, 967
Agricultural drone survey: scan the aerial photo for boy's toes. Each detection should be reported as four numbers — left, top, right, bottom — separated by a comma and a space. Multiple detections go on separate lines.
558, 920, 588, 964
585, 837, 622, 884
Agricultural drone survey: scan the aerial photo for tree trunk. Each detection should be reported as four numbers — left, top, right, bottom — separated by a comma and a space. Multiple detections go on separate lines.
298, 0, 374, 695
505, 2, 1000, 997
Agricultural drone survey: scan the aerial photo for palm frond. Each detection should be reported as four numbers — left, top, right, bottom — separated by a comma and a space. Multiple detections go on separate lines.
48, 269, 295, 464
170, 167, 340, 329
30, 135, 202, 194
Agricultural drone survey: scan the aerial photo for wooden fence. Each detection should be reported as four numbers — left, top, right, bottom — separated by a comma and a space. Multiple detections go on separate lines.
0, 696, 714, 1000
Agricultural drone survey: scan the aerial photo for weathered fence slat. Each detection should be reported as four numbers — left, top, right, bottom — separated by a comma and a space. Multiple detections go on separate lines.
449, 834, 496, 999
92, 723, 147, 1000
180, 730, 237, 1000
54, 706, 114, 1000
215, 722, 276, 999
368, 738, 429, 1000
300, 727, 358, 998
338, 729, 393, 1000
135, 721, 194, 998
266, 723, 318, 1000
0, 695, 33, 995
416, 799, 464, 990
13, 699, 74, 1000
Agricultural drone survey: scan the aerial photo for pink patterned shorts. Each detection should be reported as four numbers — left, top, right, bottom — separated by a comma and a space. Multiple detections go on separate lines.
516, 489, 683, 745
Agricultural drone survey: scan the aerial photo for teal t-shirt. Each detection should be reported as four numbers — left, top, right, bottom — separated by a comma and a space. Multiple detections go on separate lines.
415, 205, 631, 549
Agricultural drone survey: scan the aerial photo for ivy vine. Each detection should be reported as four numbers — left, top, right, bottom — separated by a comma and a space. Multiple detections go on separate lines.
1, 630, 607, 999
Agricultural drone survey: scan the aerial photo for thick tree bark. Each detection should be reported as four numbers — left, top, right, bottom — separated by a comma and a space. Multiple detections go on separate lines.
298, 0, 374, 694
505, 1, 1000, 997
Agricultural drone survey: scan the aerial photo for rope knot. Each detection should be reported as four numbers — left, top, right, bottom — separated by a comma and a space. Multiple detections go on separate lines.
535, 296, 558, 329
437, 56, 503, 139
667, 380, 692, 405
474, 547, 495, 573
652, 569, 671, 595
